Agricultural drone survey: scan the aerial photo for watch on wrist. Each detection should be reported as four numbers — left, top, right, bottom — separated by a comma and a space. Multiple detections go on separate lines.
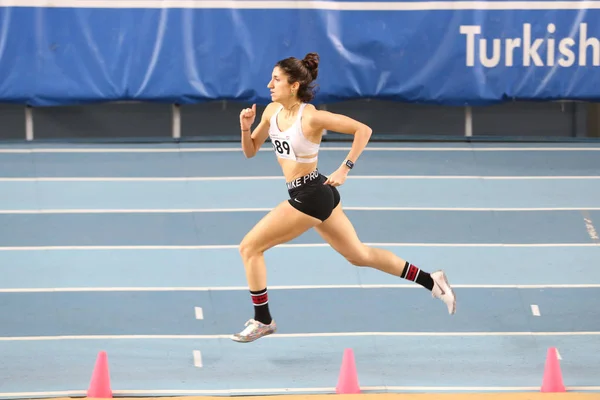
344, 159, 354, 169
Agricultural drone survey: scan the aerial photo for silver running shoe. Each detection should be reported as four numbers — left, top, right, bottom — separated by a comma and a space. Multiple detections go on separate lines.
431, 270, 456, 315
231, 319, 277, 343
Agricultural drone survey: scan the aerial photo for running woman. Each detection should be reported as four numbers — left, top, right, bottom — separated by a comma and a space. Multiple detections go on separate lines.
232, 52, 456, 343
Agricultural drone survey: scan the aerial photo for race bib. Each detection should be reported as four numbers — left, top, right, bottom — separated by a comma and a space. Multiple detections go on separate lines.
271, 134, 296, 160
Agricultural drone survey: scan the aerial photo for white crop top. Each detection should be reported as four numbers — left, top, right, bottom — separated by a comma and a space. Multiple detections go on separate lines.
268, 103, 320, 163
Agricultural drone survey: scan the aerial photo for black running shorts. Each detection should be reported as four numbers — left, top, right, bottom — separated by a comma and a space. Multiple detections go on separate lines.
286, 169, 341, 222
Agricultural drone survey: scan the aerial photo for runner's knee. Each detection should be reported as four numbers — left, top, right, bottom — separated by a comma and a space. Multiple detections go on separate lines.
239, 236, 262, 261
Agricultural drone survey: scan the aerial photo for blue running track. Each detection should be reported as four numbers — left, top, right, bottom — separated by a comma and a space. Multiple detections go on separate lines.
0, 142, 599, 398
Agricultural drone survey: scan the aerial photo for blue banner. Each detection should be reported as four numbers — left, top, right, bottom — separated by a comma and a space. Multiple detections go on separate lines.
0, 1, 599, 106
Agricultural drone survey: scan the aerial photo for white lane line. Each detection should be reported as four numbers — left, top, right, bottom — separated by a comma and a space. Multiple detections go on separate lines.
1, 146, 600, 153
0, 283, 598, 293
0, 243, 599, 251
1, 331, 599, 341
193, 350, 203, 367
194, 307, 203, 320
2, 206, 600, 214
2, 386, 600, 397
1, 175, 600, 182
531, 305, 541, 316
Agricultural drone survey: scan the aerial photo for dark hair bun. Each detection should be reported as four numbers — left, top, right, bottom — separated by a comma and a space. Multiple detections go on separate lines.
303, 52, 319, 80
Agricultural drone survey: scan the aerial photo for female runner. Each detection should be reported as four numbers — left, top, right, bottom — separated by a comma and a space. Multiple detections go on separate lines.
232, 52, 456, 343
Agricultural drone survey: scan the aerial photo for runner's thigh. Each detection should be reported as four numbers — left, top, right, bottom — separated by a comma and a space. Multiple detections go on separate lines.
241, 200, 321, 254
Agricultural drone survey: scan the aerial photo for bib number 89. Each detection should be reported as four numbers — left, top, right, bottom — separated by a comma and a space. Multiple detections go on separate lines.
273, 139, 290, 155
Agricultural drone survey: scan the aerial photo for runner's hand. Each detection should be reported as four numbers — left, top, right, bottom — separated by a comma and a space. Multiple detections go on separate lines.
324, 166, 349, 187
240, 104, 256, 131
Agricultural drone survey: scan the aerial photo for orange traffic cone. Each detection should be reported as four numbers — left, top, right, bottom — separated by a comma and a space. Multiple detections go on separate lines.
336, 348, 360, 394
541, 347, 566, 392
87, 351, 113, 398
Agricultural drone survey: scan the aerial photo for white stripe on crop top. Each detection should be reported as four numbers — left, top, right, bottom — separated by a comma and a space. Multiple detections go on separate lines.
268, 103, 320, 163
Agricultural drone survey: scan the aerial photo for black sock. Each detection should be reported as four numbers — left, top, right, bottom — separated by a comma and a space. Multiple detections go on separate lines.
400, 261, 434, 291
250, 288, 272, 324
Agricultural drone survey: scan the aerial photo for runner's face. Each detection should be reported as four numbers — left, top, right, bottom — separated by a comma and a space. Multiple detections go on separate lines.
268, 67, 295, 102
